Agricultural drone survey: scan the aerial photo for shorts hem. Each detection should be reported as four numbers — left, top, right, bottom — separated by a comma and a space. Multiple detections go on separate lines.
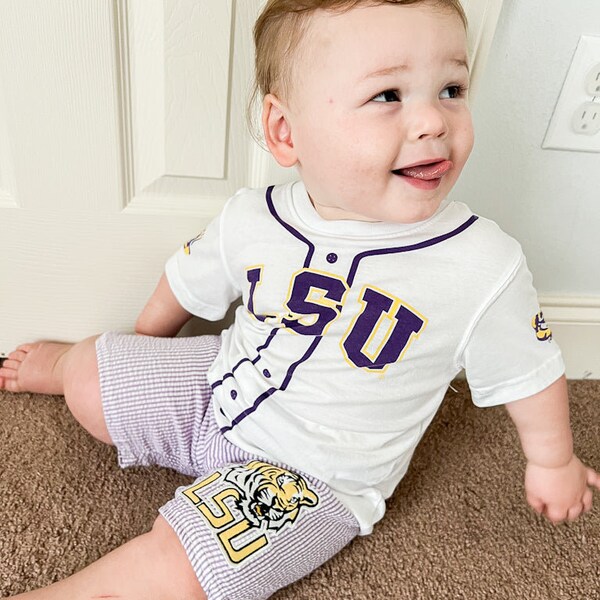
96, 333, 148, 469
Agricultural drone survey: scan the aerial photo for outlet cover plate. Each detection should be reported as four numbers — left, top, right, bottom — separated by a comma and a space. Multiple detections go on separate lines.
543, 35, 600, 153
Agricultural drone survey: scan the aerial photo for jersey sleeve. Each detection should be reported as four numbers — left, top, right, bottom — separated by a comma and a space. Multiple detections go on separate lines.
165, 207, 241, 321
459, 256, 565, 407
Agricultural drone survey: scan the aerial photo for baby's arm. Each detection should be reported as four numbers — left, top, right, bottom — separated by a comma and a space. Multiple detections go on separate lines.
505, 375, 600, 523
135, 272, 192, 337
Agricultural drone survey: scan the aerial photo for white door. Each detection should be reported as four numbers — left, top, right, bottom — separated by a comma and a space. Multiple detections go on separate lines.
0, 0, 503, 356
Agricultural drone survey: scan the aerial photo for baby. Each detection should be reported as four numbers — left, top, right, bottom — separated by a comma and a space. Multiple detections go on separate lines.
2, 1, 599, 599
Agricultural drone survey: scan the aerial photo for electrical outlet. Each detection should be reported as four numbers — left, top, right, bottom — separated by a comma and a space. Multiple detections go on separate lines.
585, 62, 600, 96
572, 101, 600, 135
543, 35, 600, 153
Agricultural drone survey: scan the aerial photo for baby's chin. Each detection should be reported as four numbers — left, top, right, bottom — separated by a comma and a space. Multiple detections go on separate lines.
384, 200, 445, 225
309, 191, 445, 224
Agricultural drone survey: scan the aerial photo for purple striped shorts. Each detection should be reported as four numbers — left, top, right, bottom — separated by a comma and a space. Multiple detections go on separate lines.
96, 332, 359, 600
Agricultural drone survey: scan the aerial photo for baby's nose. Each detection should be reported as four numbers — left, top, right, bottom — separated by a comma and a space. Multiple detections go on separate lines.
406, 103, 448, 140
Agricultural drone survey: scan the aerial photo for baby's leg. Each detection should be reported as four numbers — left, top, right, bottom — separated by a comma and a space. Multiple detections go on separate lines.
10, 515, 206, 600
0, 337, 112, 444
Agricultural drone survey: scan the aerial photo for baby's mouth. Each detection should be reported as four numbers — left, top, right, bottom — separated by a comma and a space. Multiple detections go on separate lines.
392, 159, 453, 181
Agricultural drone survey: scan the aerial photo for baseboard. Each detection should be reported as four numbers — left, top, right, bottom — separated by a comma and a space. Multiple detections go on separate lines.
540, 296, 600, 380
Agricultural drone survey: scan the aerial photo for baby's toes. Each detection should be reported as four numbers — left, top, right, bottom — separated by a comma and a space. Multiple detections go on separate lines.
8, 349, 29, 362
1, 358, 22, 372
15, 343, 34, 353
0, 360, 25, 391
0, 371, 11, 391
1, 376, 23, 392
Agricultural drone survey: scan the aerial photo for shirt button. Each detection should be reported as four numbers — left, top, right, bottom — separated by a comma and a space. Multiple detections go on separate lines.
230, 390, 238, 400
263, 369, 271, 378
327, 253, 338, 263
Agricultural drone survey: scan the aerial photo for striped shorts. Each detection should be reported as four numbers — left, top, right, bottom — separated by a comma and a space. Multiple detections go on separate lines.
96, 332, 359, 600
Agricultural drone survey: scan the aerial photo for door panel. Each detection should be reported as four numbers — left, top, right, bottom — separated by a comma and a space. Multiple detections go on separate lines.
0, 0, 263, 352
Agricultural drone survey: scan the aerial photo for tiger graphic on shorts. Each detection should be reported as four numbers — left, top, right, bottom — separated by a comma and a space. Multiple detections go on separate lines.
180, 460, 320, 565
224, 461, 319, 532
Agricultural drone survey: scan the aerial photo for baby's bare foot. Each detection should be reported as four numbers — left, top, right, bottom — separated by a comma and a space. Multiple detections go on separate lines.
0, 342, 73, 394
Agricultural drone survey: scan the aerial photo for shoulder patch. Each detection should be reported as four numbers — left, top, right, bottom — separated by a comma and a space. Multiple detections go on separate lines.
183, 231, 205, 255
532, 311, 553, 342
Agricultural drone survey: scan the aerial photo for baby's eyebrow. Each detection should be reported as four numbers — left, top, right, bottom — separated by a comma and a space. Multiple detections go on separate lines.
451, 58, 470, 73
363, 64, 409, 80
363, 58, 470, 80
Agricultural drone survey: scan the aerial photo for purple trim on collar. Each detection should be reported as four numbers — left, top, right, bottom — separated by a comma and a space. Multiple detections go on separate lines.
347, 215, 478, 286
266, 185, 315, 269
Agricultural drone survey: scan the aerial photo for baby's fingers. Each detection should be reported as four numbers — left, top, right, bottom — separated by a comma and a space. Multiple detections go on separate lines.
583, 488, 593, 514
526, 494, 545, 516
587, 468, 600, 491
567, 502, 585, 522
546, 506, 568, 524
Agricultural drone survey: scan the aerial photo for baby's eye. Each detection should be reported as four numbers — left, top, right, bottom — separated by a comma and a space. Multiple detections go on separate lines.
371, 90, 400, 103
440, 85, 467, 100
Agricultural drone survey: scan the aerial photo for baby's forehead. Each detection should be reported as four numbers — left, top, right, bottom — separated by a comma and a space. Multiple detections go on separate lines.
288, 4, 466, 78
301, 5, 462, 55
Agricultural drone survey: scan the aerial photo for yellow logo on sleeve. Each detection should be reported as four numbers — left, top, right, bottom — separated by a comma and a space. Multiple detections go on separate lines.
532, 311, 552, 342
183, 231, 205, 255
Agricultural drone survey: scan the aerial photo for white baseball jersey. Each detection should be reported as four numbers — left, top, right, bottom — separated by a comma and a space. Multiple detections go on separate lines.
166, 181, 564, 534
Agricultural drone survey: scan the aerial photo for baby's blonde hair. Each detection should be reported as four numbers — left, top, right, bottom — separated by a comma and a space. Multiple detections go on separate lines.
248, 0, 468, 140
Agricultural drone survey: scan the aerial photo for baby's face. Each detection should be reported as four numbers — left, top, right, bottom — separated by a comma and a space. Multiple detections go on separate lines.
281, 3, 473, 224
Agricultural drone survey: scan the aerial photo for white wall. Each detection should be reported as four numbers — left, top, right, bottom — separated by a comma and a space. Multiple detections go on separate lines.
451, 0, 600, 297
450, 0, 600, 378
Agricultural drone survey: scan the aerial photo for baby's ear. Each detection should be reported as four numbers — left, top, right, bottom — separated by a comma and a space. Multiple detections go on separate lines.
262, 94, 298, 167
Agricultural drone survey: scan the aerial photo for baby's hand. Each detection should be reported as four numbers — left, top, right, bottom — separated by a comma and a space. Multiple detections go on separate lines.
525, 455, 600, 524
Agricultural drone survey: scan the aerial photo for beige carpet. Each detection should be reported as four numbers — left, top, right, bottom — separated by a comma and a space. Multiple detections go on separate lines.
1, 380, 599, 599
